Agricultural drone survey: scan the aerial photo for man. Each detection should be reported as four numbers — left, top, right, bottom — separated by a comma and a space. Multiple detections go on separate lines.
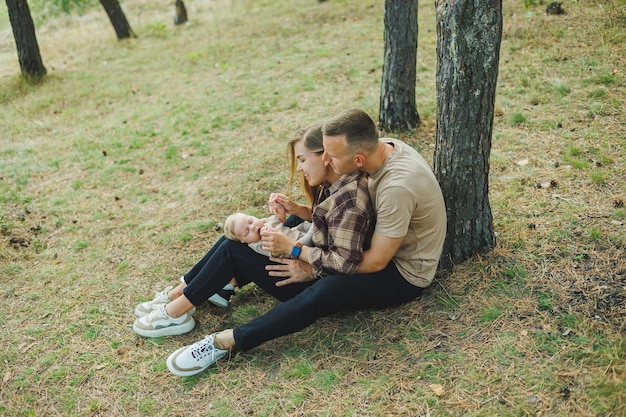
165, 109, 446, 376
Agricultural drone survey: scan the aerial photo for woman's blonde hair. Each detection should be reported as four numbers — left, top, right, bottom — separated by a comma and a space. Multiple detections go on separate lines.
287, 123, 324, 207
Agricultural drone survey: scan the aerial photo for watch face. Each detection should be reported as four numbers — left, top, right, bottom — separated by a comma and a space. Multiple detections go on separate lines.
291, 245, 301, 257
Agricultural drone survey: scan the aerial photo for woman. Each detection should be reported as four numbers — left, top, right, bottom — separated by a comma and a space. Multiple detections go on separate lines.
133, 123, 373, 342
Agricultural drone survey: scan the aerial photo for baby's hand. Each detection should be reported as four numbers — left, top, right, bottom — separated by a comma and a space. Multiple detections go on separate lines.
273, 204, 286, 223
268, 193, 288, 223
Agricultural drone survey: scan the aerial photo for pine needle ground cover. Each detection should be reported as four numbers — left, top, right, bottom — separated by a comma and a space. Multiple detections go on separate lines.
0, 0, 624, 416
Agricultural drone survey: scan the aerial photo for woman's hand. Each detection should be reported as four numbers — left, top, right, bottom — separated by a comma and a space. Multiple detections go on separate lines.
260, 227, 294, 256
266, 257, 317, 286
268, 193, 301, 223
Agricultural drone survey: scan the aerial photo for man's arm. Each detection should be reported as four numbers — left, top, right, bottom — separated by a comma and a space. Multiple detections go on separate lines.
356, 232, 404, 273
267, 232, 403, 282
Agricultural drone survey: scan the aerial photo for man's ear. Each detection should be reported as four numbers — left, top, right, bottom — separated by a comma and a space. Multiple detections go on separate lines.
355, 154, 365, 167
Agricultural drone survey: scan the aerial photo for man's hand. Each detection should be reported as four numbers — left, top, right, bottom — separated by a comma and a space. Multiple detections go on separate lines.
267, 257, 317, 286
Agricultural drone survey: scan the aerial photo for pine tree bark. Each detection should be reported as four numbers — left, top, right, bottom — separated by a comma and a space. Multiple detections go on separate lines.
6, 0, 47, 79
99, 0, 136, 40
379, 0, 420, 132
434, 0, 502, 268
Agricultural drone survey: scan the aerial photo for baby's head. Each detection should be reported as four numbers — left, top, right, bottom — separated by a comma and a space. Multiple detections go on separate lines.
224, 213, 265, 243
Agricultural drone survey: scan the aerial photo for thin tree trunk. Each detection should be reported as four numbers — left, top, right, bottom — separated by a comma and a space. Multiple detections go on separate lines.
6, 0, 47, 80
174, 0, 188, 25
379, 0, 420, 132
99, 0, 136, 40
434, 0, 502, 268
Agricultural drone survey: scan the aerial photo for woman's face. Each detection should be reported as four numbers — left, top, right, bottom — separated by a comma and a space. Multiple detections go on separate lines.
294, 139, 329, 187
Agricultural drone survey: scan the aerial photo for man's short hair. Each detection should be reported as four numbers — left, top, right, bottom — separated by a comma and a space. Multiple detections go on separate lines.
322, 109, 379, 153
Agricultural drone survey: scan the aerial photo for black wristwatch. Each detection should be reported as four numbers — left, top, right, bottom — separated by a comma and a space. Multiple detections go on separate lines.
291, 242, 303, 258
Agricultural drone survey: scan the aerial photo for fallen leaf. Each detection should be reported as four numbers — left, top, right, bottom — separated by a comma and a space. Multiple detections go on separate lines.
429, 384, 445, 396
3, 370, 11, 383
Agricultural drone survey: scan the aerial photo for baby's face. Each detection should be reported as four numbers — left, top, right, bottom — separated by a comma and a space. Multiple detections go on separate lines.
233, 213, 265, 243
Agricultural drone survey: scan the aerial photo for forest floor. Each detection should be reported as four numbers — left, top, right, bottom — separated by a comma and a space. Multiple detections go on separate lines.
1, 0, 624, 416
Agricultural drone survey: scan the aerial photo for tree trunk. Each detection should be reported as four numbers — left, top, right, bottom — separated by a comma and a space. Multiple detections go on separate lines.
434, 0, 502, 268
6, 0, 47, 80
174, 0, 188, 25
379, 0, 420, 132
99, 0, 136, 40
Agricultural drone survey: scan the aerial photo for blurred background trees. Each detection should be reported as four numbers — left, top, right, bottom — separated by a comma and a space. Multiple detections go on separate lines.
5, 0, 134, 80
6, 0, 46, 79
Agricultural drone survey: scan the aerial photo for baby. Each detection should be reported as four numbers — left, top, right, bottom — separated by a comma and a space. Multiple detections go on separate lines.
223, 213, 312, 257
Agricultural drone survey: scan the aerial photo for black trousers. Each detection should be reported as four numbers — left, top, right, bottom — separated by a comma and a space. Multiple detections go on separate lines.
182, 219, 423, 351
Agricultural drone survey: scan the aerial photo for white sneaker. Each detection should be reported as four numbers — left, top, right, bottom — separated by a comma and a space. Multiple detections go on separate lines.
208, 284, 236, 308
133, 304, 195, 338
135, 285, 195, 317
167, 333, 229, 376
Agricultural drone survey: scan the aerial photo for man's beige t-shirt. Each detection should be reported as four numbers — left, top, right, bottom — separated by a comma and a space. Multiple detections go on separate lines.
368, 139, 447, 287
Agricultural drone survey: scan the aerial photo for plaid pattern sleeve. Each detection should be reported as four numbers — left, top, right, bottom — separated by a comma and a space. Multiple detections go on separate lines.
306, 171, 374, 276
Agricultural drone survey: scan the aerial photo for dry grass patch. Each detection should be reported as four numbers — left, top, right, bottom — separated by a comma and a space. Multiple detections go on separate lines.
1, 0, 624, 416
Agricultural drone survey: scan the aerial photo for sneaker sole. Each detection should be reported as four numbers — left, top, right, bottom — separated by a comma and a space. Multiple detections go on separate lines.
133, 316, 196, 338
166, 345, 228, 377
207, 294, 229, 309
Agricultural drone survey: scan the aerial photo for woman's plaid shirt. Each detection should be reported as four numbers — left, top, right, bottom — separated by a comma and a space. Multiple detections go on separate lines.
307, 171, 374, 276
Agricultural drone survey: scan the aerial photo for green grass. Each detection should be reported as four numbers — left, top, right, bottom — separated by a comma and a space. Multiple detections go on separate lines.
510, 111, 527, 125
0, 0, 624, 416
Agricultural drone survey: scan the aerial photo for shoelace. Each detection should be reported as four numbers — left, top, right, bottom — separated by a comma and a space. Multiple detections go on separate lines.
146, 304, 168, 321
152, 286, 173, 304
191, 335, 217, 361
